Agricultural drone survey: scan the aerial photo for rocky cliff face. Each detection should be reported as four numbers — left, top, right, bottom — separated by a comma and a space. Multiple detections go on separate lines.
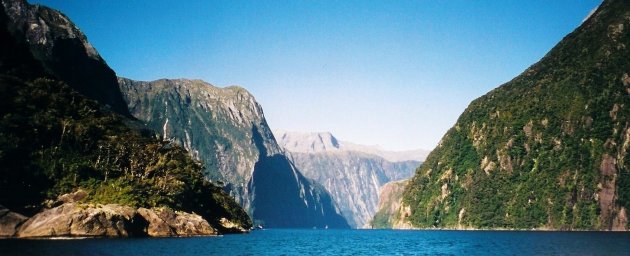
1, 0, 130, 116
399, 0, 630, 230
371, 179, 409, 229
118, 78, 349, 228
118, 78, 277, 207
274, 131, 421, 228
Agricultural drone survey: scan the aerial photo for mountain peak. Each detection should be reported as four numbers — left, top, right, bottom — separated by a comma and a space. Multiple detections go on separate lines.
273, 130, 429, 162
1, 0, 130, 116
273, 130, 341, 153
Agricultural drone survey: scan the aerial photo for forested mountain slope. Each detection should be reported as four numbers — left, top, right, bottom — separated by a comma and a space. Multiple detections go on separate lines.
399, 0, 630, 230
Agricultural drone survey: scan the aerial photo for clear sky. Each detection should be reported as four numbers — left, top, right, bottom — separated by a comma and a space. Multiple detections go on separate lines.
33, 0, 601, 151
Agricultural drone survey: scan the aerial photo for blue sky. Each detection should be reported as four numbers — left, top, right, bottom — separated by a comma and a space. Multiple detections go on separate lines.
33, 0, 602, 151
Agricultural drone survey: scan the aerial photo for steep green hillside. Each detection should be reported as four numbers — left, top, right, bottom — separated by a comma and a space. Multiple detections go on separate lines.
400, 0, 630, 230
0, 76, 251, 230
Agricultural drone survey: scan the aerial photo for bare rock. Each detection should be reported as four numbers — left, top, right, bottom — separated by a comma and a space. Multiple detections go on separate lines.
612, 207, 628, 231
219, 217, 248, 233
137, 207, 217, 237
45, 189, 89, 207
17, 203, 145, 238
56, 189, 88, 204
371, 179, 409, 229
0, 205, 28, 237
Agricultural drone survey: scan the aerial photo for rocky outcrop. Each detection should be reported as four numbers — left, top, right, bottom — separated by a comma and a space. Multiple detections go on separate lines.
0, 203, 227, 238
0, 189, 230, 238
137, 207, 216, 237
118, 78, 349, 229
17, 203, 144, 238
1, 0, 130, 116
219, 217, 249, 233
0, 205, 28, 236
275, 131, 422, 228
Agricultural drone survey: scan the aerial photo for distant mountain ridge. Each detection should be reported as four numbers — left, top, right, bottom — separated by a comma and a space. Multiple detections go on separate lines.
274, 130, 421, 228
274, 130, 429, 162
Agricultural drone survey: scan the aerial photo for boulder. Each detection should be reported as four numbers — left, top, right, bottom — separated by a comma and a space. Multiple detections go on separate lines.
44, 189, 89, 208
137, 207, 217, 237
17, 203, 146, 238
219, 217, 248, 233
56, 189, 88, 204
0, 205, 28, 237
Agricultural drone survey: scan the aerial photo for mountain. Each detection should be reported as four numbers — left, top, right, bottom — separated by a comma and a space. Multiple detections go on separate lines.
118, 78, 349, 228
1, 0, 129, 116
274, 131, 422, 228
0, 0, 251, 237
340, 143, 429, 163
397, 0, 630, 230
275, 130, 429, 162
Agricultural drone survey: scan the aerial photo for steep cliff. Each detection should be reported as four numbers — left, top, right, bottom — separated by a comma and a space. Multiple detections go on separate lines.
371, 179, 409, 229
118, 78, 349, 228
275, 131, 421, 228
399, 0, 630, 230
1, 0, 130, 116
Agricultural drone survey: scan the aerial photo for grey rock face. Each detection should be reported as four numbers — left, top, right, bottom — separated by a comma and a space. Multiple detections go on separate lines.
0, 205, 28, 237
275, 131, 421, 228
137, 207, 217, 237
118, 78, 277, 208
118, 78, 349, 228
6, 203, 223, 238
16, 203, 144, 238
371, 179, 409, 229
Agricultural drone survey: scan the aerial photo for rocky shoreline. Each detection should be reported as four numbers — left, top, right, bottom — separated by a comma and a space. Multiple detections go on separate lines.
0, 191, 248, 239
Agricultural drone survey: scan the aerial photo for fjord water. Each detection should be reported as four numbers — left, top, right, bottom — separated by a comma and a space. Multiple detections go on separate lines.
2, 229, 630, 255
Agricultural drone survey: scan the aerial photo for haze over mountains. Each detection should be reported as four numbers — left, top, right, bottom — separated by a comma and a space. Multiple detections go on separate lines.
275, 130, 429, 162
275, 130, 424, 228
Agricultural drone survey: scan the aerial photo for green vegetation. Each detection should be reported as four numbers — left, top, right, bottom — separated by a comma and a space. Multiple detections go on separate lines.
0, 75, 251, 229
401, 0, 630, 230
371, 209, 392, 228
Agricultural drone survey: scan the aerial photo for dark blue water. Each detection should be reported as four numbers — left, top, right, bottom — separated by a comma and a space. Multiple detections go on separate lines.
1, 229, 629, 255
